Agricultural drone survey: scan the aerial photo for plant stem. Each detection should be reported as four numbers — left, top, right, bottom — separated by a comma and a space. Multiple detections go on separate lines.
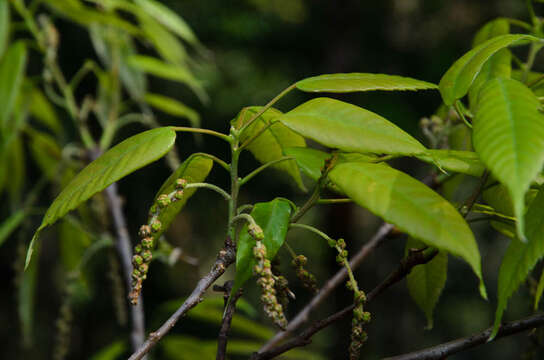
215, 281, 243, 360
454, 101, 472, 129
193, 152, 231, 172
184, 183, 232, 201
239, 157, 294, 186
230, 213, 258, 228
172, 126, 232, 143
289, 223, 334, 243
291, 185, 321, 223
317, 198, 352, 205
239, 120, 278, 150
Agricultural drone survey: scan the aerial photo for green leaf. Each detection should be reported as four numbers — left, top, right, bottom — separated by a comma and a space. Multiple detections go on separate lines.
278, 97, 427, 156
27, 128, 62, 178
492, 188, 544, 339
20, 240, 39, 347
473, 77, 544, 240
0, 209, 25, 248
296, 73, 437, 93
145, 93, 200, 128
150, 154, 213, 241
329, 161, 485, 297
439, 34, 538, 105
535, 267, 544, 310
0, 41, 27, 130
233, 199, 292, 295
416, 150, 485, 177
234, 107, 307, 191
139, 14, 188, 65
26, 127, 176, 268
283, 147, 330, 182
468, 19, 511, 109
0, 0, 9, 58
89, 341, 126, 360
405, 238, 448, 329
29, 88, 62, 136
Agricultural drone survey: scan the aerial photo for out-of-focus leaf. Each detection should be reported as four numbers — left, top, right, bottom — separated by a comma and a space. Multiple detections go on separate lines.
234, 107, 306, 191
283, 147, 329, 182
0, 41, 27, 130
27, 128, 62, 178
161, 336, 216, 359
535, 267, 544, 310
27, 127, 177, 268
29, 88, 62, 136
406, 238, 448, 329
278, 97, 427, 156
0, 0, 9, 58
233, 199, 292, 296
329, 161, 486, 298
228, 340, 325, 360
492, 188, 544, 339
416, 150, 485, 177
0, 209, 25, 248
20, 241, 39, 347
473, 78, 544, 240
448, 123, 472, 151
145, 93, 199, 128
439, 34, 537, 105
59, 220, 92, 272
7, 137, 25, 204
139, 14, 188, 65
89, 340, 126, 360
513, 70, 544, 96
296, 73, 437, 93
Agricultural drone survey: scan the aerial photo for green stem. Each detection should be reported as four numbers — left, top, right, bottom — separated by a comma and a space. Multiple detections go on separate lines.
228, 143, 241, 240
291, 184, 321, 223
284, 242, 297, 260
290, 223, 334, 243
239, 120, 279, 151
522, 42, 542, 83
192, 152, 230, 172
184, 183, 231, 201
342, 258, 359, 293
172, 126, 232, 143
239, 157, 294, 186
370, 155, 397, 163
236, 204, 254, 214
454, 101, 472, 129
231, 213, 258, 228
505, 18, 533, 31
527, 0, 538, 27
317, 198, 352, 205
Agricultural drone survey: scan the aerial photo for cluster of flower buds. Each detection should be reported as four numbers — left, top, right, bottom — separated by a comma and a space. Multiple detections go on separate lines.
251, 225, 288, 329
129, 178, 187, 305
53, 276, 76, 360
349, 290, 371, 360
292, 255, 318, 294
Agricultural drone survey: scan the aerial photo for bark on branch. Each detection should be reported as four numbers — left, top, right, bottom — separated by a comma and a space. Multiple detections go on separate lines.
214, 281, 243, 360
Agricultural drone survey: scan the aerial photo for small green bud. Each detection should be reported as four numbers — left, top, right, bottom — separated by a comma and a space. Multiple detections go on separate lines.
132, 255, 143, 266
151, 220, 162, 232
139, 263, 149, 273
327, 238, 337, 248
138, 225, 152, 238
132, 269, 141, 279
174, 190, 184, 200
337, 238, 346, 249
141, 250, 152, 262
157, 194, 171, 208
362, 311, 371, 323
142, 237, 154, 249
175, 178, 187, 189
341, 250, 348, 258
248, 224, 265, 240
134, 244, 142, 253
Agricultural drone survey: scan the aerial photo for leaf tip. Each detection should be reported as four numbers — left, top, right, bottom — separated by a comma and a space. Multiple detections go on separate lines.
24, 233, 38, 271
479, 279, 488, 300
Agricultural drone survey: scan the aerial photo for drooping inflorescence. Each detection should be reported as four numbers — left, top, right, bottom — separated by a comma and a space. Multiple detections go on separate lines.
129, 178, 187, 305
292, 254, 318, 294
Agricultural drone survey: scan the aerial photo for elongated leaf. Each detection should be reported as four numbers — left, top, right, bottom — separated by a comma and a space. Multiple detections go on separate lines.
139, 14, 188, 65
0, 41, 27, 130
296, 73, 437, 93
406, 238, 448, 329
145, 93, 200, 128
26, 127, 176, 268
0, 209, 25, 248
20, 240, 39, 347
29, 88, 62, 136
329, 161, 485, 297
0, 0, 9, 58
151, 154, 213, 241
439, 34, 538, 105
283, 147, 330, 181
89, 341, 126, 360
416, 150, 485, 177
234, 107, 306, 191
473, 78, 544, 240
278, 97, 427, 156
492, 188, 544, 339
233, 199, 292, 295
468, 19, 511, 109
535, 267, 544, 310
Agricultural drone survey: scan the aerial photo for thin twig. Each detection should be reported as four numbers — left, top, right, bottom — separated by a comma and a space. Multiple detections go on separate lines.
382, 313, 544, 360
214, 281, 244, 360
128, 239, 236, 360
251, 245, 438, 359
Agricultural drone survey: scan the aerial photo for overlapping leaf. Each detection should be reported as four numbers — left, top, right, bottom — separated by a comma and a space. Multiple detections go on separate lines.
0, 41, 27, 130
283, 147, 330, 181
145, 93, 200, 128
416, 150, 485, 177
329, 161, 486, 297
473, 78, 544, 240
0, 0, 9, 58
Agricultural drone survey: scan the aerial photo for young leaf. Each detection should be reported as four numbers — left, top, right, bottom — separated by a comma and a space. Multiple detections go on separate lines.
278, 97, 427, 156
145, 93, 200, 128
416, 150, 485, 177
329, 161, 486, 297
150, 154, 213, 241
0, 0, 9, 58
26, 127, 177, 268
473, 78, 544, 240
234, 107, 307, 191
232, 199, 292, 295
439, 34, 538, 105
295, 73, 437, 93
0, 41, 27, 130
20, 240, 40, 347
492, 188, 544, 339
405, 238, 448, 329
535, 268, 544, 310
283, 147, 330, 181
0, 209, 25, 248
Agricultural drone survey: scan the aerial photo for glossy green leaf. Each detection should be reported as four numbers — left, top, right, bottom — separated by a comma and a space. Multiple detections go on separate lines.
416, 150, 485, 177
89, 341, 126, 360
145, 93, 200, 128
492, 188, 544, 339
0, 0, 9, 58
235, 107, 306, 191
329, 161, 485, 297
406, 238, 448, 329
468, 19, 511, 109
296, 73, 437, 93
26, 127, 177, 268
150, 154, 213, 241
473, 78, 544, 240
233, 199, 292, 295
535, 267, 544, 310
283, 147, 330, 181
278, 97, 427, 156
0, 209, 25, 248
439, 34, 538, 105
0, 41, 27, 130
513, 70, 544, 96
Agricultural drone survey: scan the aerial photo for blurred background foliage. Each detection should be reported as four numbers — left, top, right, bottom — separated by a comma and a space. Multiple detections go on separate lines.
1, 0, 543, 359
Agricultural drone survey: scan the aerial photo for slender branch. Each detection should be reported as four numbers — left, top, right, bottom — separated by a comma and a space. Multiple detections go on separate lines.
231, 213, 258, 228
240, 157, 294, 186
171, 126, 232, 143
128, 240, 236, 360
184, 183, 232, 201
258, 223, 393, 352
192, 152, 231, 172
317, 198, 352, 205
459, 170, 489, 217
291, 184, 321, 223
239, 120, 279, 150
214, 281, 244, 360
289, 223, 334, 243
382, 313, 544, 360
454, 101, 472, 129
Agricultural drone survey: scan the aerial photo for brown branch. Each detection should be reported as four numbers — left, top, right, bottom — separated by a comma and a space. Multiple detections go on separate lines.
214, 281, 244, 360
251, 245, 438, 360
382, 313, 544, 360
128, 239, 236, 360
259, 222, 393, 352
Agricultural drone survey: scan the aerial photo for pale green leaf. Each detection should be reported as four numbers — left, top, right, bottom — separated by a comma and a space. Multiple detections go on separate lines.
406, 238, 448, 329
234, 107, 306, 191
296, 73, 437, 93
26, 127, 177, 268
329, 161, 485, 297
535, 267, 544, 310
492, 188, 544, 339
278, 97, 427, 156
139, 14, 188, 65
0, 0, 9, 58
145, 93, 200, 128
416, 149, 485, 177
473, 78, 544, 240
439, 34, 538, 105
29, 88, 62, 136
0, 209, 25, 248
283, 147, 330, 181
0, 41, 27, 130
